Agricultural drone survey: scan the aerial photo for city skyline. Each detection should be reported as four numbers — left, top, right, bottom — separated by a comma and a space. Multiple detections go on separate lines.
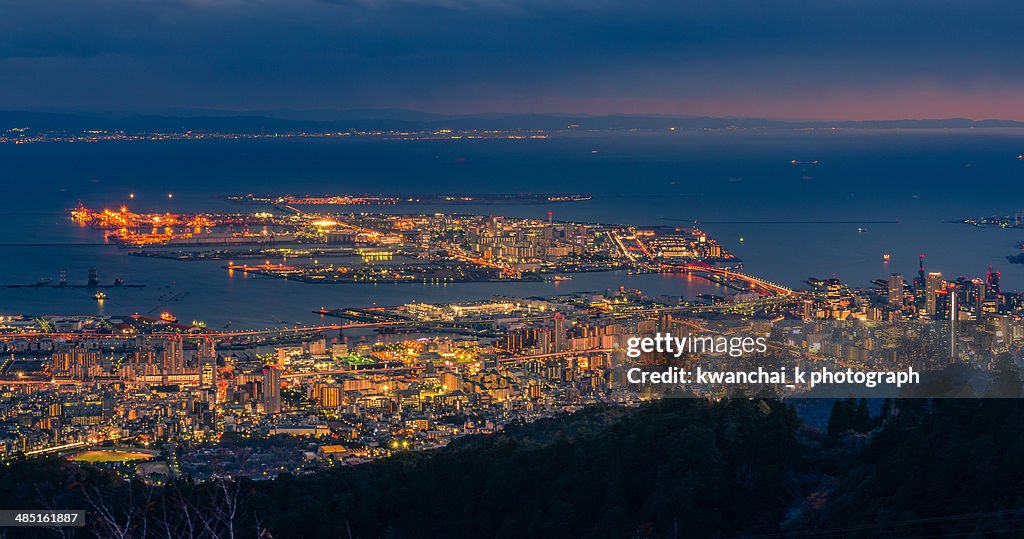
3, 3, 1024, 534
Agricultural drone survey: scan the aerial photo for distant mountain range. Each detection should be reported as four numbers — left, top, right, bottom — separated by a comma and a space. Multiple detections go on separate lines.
3, 108, 1024, 133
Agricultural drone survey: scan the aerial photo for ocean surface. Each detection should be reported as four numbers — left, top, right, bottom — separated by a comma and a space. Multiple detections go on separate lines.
2, 129, 1023, 328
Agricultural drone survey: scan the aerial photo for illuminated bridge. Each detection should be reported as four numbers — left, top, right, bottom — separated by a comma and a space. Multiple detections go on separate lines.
662, 262, 793, 296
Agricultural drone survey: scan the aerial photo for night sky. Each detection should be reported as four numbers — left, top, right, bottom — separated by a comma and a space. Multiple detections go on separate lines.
2, 0, 1021, 119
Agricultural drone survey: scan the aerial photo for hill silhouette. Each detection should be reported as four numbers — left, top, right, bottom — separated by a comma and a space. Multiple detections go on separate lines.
4, 397, 1024, 537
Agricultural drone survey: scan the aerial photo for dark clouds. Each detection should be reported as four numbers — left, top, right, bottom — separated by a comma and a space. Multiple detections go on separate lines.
1, 0, 1022, 118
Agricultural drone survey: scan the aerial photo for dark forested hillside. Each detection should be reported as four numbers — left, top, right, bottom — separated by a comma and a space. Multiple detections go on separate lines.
792, 399, 1024, 537
251, 399, 804, 538
4, 398, 1024, 538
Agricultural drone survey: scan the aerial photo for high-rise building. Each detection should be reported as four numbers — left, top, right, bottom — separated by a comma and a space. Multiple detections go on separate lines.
972, 278, 985, 314
439, 372, 461, 393
199, 337, 216, 359
553, 313, 567, 352
50, 347, 100, 378
925, 272, 943, 318
986, 266, 1001, 299
658, 313, 673, 332
802, 299, 815, 320
825, 278, 843, 310
262, 366, 281, 414
961, 277, 985, 316
314, 383, 341, 408
200, 357, 217, 389
888, 273, 904, 307
307, 338, 327, 356
161, 337, 184, 373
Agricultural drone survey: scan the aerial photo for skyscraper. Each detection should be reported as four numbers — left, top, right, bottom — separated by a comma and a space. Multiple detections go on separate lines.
986, 266, 1001, 299
553, 313, 567, 352
161, 337, 184, 374
925, 272, 943, 318
262, 366, 281, 414
888, 273, 904, 307
199, 337, 216, 359
200, 357, 217, 389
